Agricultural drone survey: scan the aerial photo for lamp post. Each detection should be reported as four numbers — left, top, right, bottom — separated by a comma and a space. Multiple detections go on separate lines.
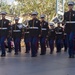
56, 0, 65, 21
13, 1, 18, 16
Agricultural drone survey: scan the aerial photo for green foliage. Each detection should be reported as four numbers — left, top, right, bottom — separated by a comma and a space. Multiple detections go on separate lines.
1, 0, 75, 21
16, 0, 56, 21
0, 1, 10, 13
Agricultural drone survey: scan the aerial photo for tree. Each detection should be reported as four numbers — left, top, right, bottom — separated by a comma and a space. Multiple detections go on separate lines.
16, 0, 56, 21
0, 1, 10, 14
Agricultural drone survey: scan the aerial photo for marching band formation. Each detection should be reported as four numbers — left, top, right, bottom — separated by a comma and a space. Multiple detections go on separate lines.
0, 1, 75, 58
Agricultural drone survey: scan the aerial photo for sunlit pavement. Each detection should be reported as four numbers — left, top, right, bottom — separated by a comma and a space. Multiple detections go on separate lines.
0, 47, 75, 75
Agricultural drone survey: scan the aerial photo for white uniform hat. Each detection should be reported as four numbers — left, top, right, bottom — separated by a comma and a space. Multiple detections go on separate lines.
0, 11, 7, 15
32, 11, 38, 15
68, 1, 74, 6
40, 14, 45, 18
14, 17, 19, 20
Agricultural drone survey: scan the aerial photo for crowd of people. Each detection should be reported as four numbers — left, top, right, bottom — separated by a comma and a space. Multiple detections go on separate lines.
0, 1, 75, 58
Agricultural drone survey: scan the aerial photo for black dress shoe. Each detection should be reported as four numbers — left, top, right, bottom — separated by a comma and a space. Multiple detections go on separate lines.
69, 56, 72, 58
25, 51, 29, 53
56, 51, 61, 53
31, 55, 37, 57
14, 53, 18, 55
50, 52, 53, 54
1, 54, 6, 57
7, 51, 11, 53
69, 55, 74, 58
40, 53, 45, 55
18, 50, 21, 52
71, 55, 75, 58
64, 49, 67, 52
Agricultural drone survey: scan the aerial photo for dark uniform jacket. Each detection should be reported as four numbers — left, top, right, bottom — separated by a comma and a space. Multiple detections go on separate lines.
28, 18, 41, 37
24, 26, 30, 39
12, 23, 22, 38
8, 25, 12, 38
0, 19, 10, 37
64, 10, 75, 33
63, 31, 67, 40
40, 21, 49, 37
48, 28, 55, 40
55, 26, 63, 39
